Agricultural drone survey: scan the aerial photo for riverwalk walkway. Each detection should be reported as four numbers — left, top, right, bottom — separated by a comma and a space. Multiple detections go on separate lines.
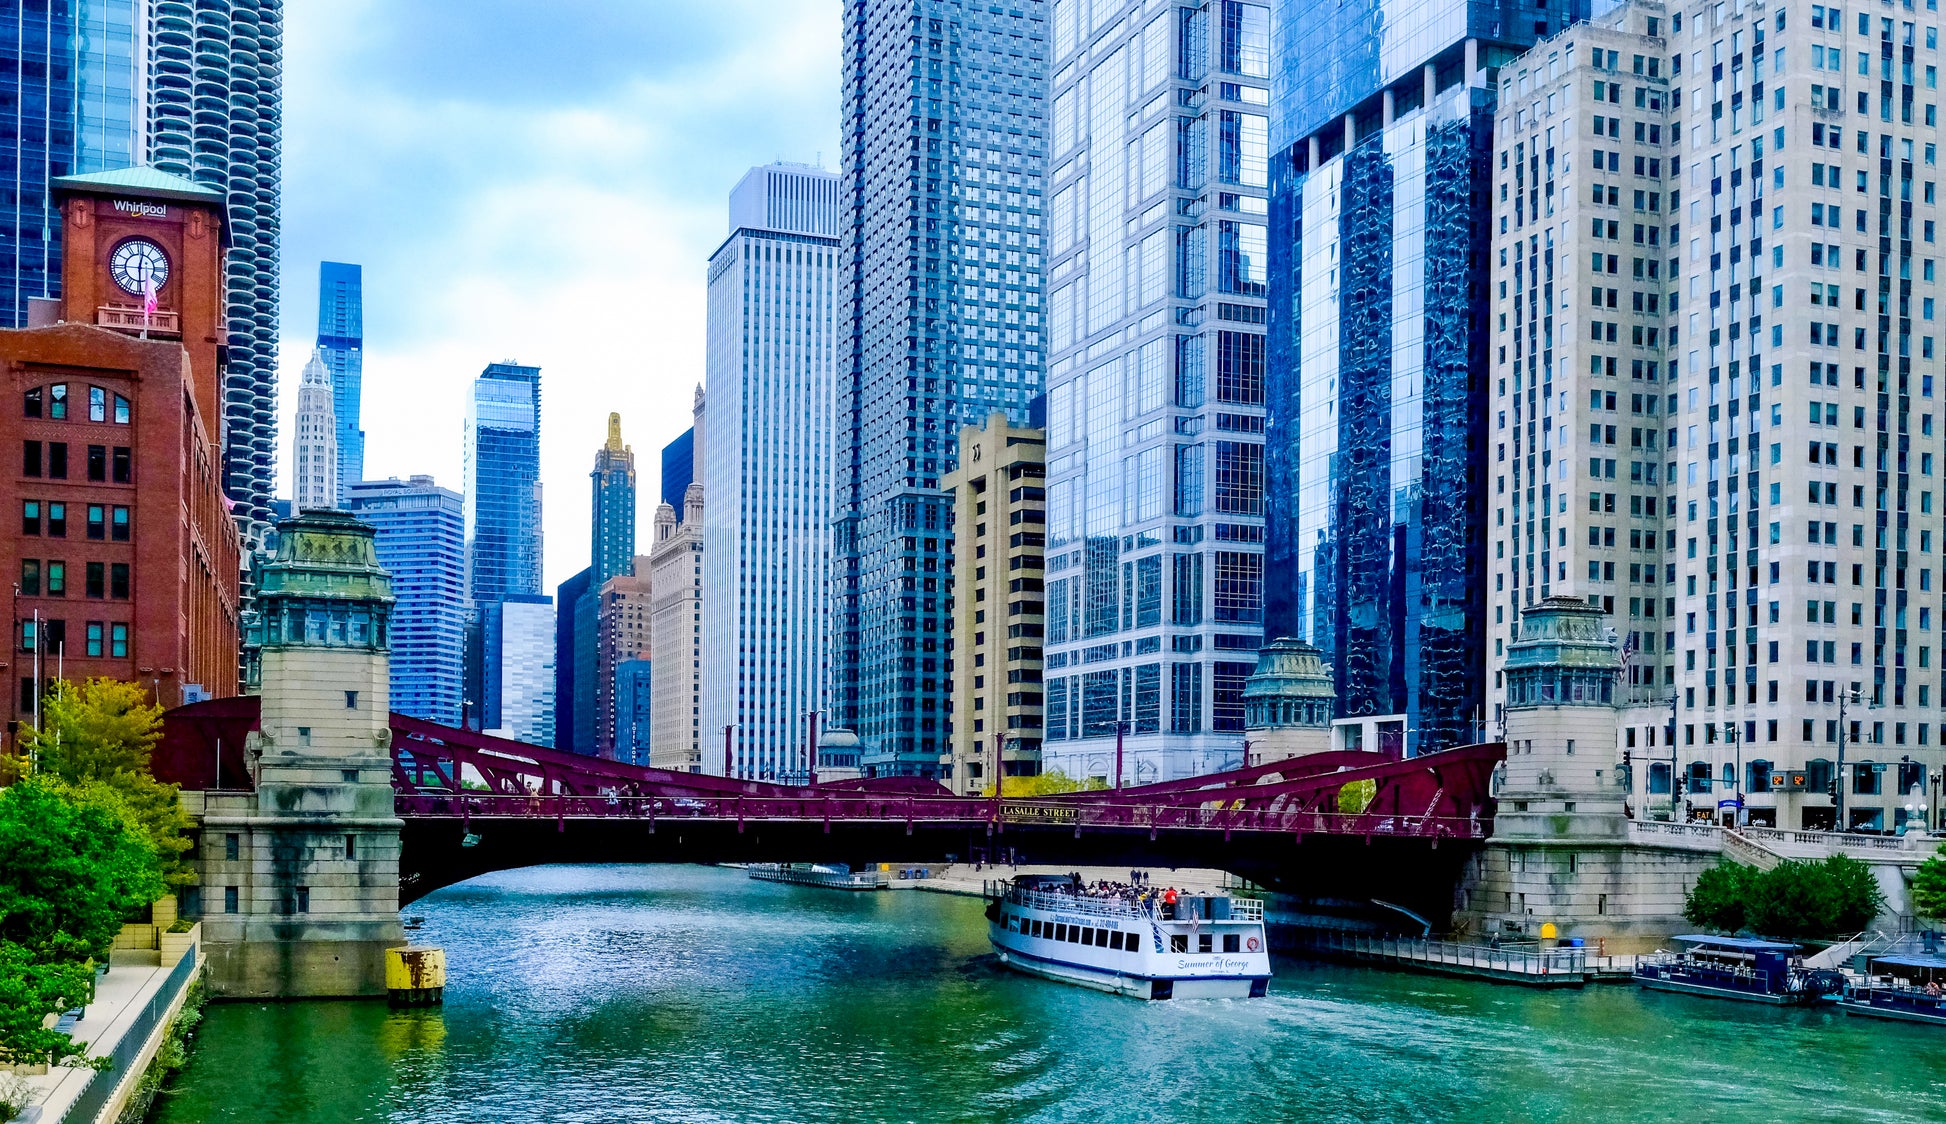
12, 927, 199, 1124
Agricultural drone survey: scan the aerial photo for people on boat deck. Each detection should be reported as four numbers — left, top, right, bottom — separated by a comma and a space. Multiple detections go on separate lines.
1926, 980, 1943, 998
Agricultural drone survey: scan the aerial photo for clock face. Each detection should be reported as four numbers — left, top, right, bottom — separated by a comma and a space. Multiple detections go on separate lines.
109, 239, 169, 296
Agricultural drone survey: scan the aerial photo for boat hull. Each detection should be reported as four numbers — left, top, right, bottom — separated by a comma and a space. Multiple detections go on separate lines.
990, 943, 1265, 1000
1838, 998, 1946, 1026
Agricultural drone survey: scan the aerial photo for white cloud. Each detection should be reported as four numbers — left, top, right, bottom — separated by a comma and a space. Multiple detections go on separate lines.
278, 0, 840, 591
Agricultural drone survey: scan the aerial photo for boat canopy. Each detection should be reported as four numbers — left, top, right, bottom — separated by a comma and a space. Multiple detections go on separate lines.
1671, 934, 1799, 952
1870, 955, 1946, 972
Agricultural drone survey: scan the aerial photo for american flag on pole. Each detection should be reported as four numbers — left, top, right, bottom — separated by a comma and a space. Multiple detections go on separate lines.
1617, 630, 1637, 687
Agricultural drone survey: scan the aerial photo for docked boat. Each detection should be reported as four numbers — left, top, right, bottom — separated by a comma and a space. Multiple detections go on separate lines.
746, 863, 884, 890
1633, 934, 1845, 1006
985, 875, 1271, 1000
1837, 952, 1946, 1026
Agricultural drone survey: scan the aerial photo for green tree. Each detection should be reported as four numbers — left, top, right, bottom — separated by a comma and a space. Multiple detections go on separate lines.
21, 678, 193, 888
0, 940, 102, 1068
0, 779, 160, 1067
1911, 845, 1946, 923
1683, 863, 1754, 932
987, 769, 1108, 797
1819, 854, 1885, 933
0, 778, 162, 961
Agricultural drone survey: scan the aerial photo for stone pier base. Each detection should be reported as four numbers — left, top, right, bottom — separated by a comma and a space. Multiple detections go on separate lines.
1453, 841, 1721, 954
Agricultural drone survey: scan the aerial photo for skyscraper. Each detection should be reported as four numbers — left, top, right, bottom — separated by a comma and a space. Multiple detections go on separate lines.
344, 475, 467, 727
1264, 0, 1590, 757
591, 412, 636, 585
149, 0, 285, 546
650, 484, 705, 772
703, 163, 840, 782
464, 361, 543, 602
317, 261, 364, 497
1038, 2, 1271, 784
291, 350, 337, 511
833, 0, 1049, 776
482, 594, 555, 747
1, 0, 146, 328
1484, 0, 1946, 835
661, 426, 695, 508
553, 566, 594, 752
596, 560, 651, 759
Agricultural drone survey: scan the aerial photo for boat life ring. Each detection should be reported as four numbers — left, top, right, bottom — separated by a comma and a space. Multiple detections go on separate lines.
1246, 937, 1261, 952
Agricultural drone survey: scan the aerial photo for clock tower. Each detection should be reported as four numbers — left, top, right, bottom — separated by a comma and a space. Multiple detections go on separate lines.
52, 167, 229, 426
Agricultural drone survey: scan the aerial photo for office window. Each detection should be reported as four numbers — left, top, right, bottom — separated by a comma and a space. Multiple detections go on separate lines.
19, 560, 39, 597
111, 507, 129, 542
1212, 551, 1263, 623
24, 388, 41, 418
112, 447, 131, 483
1171, 662, 1203, 732
48, 384, 66, 419
46, 562, 63, 597
88, 386, 106, 422
1215, 331, 1266, 405
1213, 441, 1265, 515
46, 443, 64, 480
22, 440, 40, 477
85, 562, 104, 599
45, 503, 62, 538
84, 622, 102, 657
22, 501, 39, 536
87, 444, 105, 481
87, 505, 105, 540
1212, 661, 1252, 731
113, 395, 130, 425
109, 623, 127, 658
110, 564, 128, 600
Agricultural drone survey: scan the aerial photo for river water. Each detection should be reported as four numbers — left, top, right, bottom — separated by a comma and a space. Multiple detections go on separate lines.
151, 864, 1946, 1123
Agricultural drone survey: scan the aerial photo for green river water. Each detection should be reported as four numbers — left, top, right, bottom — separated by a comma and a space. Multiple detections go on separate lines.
149, 864, 1946, 1123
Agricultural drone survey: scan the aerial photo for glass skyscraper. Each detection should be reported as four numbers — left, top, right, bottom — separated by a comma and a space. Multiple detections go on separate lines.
149, 0, 285, 545
464, 361, 543, 602
345, 475, 467, 727
1264, 0, 1589, 756
591, 412, 636, 586
1038, 0, 1271, 785
482, 594, 555, 747
833, 0, 1048, 776
2, 0, 145, 327
703, 163, 840, 782
317, 261, 364, 498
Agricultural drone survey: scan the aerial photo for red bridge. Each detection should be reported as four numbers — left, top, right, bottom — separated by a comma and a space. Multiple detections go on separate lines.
158, 699, 1503, 919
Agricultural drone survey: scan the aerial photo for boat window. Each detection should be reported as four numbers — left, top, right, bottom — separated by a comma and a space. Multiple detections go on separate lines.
1008, 916, 1020, 932
1199, 934, 1214, 953
1072, 927, 1087, 944
1094, 929, 1110, 947
1224, 933, 1241, 953
1171, 935, 1189, 952
1054, 923, 1067, 942
1126, 932, 1141, 952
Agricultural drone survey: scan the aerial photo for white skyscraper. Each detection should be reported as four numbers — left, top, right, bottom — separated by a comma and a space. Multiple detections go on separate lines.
292, 349, 338, 511
702, 164, 840, 781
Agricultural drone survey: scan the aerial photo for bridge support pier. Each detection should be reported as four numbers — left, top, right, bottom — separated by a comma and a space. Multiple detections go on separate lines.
195, 512, 406, 998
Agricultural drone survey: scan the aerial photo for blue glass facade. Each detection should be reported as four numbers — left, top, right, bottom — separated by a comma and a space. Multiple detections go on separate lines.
553, 567, 594, 753
483, 594, 555, 747
660, 427, 693, 509
317, 261, 364, 497
2, 0, 144, 328
1265, 0, 1585, 754
464, 361, 543, 602
613, 658, 653, 766
833, 0, 1047, 776
591, 416, 636, 586
344, 476, 467, 727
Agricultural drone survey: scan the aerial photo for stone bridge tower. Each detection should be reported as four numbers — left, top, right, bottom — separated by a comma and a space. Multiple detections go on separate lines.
200, 511, 404, 996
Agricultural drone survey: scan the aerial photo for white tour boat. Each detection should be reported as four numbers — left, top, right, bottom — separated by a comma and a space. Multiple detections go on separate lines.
986, 875, 1272, 999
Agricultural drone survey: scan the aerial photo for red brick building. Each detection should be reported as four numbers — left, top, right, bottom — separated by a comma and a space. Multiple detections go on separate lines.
0, 167, 243, 731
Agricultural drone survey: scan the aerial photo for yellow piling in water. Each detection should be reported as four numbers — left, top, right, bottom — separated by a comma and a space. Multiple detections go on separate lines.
385, 945, 446, 1007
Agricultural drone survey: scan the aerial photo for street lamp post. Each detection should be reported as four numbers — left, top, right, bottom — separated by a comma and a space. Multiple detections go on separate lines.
723, 724, 737, 780
1723, 721, 1743, 829
1933, 771, 1944, 835
1665, 693, 1680, 821
1835, 685, 1871, 831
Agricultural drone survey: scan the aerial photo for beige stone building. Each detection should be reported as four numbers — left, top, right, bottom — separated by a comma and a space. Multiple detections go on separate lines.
1490, 0, 1946, 833
596, 557, 652, 758
943, 412, 1046, 795
649, 486, 705, 772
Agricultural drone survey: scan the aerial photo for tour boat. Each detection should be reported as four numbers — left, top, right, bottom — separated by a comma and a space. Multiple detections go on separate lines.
1837, 952, 1946, 1027
985, 875, 1272, 1000
1633, 934, 1845, 1006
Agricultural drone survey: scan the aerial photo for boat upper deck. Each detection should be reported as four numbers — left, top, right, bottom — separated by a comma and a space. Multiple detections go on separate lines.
1003, 885, 1264, 923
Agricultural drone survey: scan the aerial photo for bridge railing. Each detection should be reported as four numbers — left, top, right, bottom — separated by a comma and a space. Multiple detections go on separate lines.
393, 791, 1489, 840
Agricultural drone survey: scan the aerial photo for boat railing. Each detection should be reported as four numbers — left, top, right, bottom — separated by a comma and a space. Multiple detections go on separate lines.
1006, 888, 1152, 918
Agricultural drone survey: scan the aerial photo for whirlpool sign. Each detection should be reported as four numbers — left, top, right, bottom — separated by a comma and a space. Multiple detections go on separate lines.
113, 199, 169, 219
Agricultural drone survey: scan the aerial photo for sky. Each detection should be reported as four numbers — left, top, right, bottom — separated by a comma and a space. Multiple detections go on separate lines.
277, 0, 841, 591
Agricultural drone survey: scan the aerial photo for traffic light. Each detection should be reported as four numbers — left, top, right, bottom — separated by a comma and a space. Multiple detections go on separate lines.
1674, 775, 1686, 799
